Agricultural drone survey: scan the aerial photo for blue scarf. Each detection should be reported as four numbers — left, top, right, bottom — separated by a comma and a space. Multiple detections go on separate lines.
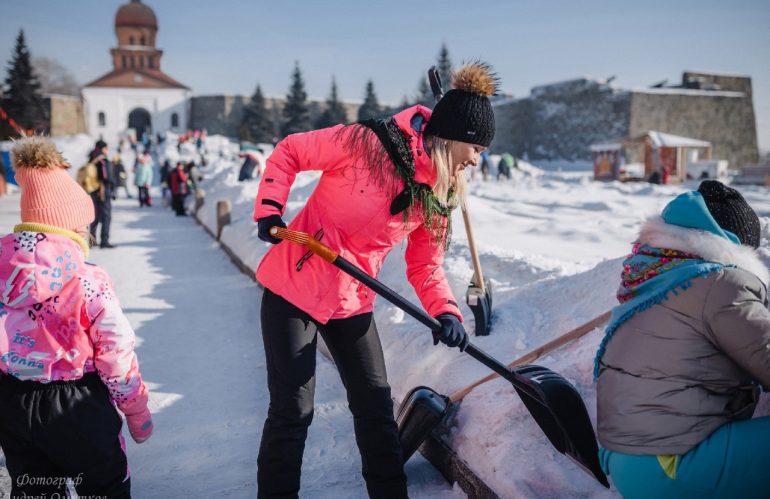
593, 192, 740, 379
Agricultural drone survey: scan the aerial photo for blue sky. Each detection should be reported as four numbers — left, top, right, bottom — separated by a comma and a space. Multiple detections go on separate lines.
2, 0, 769, 151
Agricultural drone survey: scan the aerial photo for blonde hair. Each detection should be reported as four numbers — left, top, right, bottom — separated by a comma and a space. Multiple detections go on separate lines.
429, 137, 467, 210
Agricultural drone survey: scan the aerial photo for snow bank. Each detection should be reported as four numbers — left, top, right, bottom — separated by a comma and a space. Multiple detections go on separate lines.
53, 133, 94, 171
0, 134, 93, 183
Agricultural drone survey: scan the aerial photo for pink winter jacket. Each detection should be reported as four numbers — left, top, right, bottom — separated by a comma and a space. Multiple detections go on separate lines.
254, 105, 463, 324
0, 228, 148, 416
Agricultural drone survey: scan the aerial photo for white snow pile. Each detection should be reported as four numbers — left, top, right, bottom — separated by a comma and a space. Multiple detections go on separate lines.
0, 134, 93, 187
186, 135, 770, 498
53, 133, 95, 171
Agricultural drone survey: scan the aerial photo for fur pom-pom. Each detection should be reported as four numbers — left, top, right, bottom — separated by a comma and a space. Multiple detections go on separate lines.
11, 136, 69, 170
451, 61, 499, 97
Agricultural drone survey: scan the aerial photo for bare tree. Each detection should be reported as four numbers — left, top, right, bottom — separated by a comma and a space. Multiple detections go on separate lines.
32, 56, 79, 96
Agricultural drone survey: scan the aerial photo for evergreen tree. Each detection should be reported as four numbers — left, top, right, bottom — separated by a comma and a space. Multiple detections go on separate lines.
436, 43, 453, 93
416, 76, 434, 108
315, 76, 347, 129
2, 30, 47, 138
281, 61, 311, 137
240, 84, 275, 143
356, 79, 381, 122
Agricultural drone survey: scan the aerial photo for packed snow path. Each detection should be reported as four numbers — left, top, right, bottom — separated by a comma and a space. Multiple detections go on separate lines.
0, 191, 463, 498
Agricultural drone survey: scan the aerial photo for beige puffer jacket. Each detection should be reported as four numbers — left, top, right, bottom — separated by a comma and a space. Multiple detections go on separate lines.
597, 217, 770, 455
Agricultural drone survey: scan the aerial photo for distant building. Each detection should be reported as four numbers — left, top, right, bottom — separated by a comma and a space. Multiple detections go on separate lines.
82, 0, 190, 147
45, 95, 87, 136
189, 95, 361, 140
491, 71, 759, 169
75, 1, 360, 144
591, 131, 715, 183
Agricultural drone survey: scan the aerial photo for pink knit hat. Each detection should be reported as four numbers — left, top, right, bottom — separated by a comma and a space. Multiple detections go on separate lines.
12, 137, 95, 231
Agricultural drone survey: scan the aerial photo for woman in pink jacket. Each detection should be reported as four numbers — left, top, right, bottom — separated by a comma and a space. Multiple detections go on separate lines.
0, 137, 152, 498
253, 62, 498, 498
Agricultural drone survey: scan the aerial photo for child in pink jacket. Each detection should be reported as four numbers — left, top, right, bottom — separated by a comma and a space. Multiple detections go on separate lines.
0, 137, 152, 498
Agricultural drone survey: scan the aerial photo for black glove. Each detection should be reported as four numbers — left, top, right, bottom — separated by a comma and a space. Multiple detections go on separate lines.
433, 313, 469, 351
257, 214, 286, 244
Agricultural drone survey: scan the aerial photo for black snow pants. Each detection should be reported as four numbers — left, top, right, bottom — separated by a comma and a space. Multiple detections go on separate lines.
257, 288, 407, 499
90, 188, 113, 245
172, 193, 187, 216
0, 371, 130, 498
138, 185, 151, 207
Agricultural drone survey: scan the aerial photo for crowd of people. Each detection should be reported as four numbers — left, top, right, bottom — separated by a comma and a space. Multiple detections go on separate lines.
175, 129, 208, 155
71, 133, 207, 247
471, 150, 518, 182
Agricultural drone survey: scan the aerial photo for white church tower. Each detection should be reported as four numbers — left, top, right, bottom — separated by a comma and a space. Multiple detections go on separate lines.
82, 0, 190, 147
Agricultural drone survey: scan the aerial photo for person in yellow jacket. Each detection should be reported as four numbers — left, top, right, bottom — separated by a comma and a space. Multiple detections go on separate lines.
76, 160, 101, 196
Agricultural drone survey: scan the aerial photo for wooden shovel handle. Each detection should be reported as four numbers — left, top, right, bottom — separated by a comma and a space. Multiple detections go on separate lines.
448, 310, 612, 402
461, 203, 485, 293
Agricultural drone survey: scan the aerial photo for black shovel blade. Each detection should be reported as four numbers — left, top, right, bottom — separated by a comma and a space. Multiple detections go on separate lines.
510, 365, 609, 488
396, 386, 449, 462
326, 255, 606, 484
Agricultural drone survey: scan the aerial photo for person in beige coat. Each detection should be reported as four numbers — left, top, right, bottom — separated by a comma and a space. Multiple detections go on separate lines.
595, 180, 769, 499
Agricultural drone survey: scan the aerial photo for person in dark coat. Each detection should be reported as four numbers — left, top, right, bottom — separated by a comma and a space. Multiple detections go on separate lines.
479, 150, 491, 181
160, 160, 172, 208
185, 161, 200, 190
168, 162, 189, 216
89, 140, 116, 248
238, 154, 258, 182
111, 154, 132, 199
497, 153, 513, 180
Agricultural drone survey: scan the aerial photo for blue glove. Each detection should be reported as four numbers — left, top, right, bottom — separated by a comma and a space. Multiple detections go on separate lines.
433, 313, 469, 351
257, 214, 286, 244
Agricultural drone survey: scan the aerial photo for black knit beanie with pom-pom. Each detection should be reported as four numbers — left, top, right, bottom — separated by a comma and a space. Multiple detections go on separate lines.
424, 61, 499, 147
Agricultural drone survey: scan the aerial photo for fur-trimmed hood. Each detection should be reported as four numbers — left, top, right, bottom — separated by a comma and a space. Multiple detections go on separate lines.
638, 216, 769, 287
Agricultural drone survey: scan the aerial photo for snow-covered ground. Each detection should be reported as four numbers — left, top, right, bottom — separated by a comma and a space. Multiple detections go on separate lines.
190, 135, 770, 498
0, 176, 461, 498
1, 132, 769, 498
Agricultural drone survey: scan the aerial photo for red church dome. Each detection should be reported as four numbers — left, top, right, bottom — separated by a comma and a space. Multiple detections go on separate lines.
115, 0, 157, 29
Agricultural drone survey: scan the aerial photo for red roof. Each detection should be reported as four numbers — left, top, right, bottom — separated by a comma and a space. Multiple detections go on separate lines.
84, 69, 189, 90
116, 1, 157, 29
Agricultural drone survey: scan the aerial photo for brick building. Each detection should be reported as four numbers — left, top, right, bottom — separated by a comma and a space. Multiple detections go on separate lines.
491, 71, 759, 169
81, 0, 191, 146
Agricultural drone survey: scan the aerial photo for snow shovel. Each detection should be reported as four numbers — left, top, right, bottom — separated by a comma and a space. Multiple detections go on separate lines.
428, 65, 493, 335
461, 204, 493, 336
270, 227, 609, 488
448, 310, 612, 401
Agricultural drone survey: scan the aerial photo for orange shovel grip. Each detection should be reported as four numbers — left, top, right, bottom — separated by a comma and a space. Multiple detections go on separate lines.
270, 227, 339, 263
